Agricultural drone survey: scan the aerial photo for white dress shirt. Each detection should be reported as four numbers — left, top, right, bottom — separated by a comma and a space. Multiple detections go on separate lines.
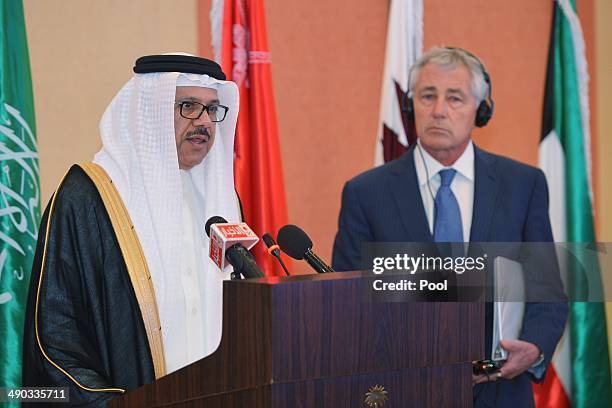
413, 140, 475, 242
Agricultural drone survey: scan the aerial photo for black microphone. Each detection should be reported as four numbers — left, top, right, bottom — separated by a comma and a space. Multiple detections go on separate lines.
277, 224, 334, 273
204, 215, 226, 236
262, 233, 290, 276
205, 216, 264, 279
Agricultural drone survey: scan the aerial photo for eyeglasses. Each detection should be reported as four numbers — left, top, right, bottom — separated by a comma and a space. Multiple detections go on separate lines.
174, 101, 229, 122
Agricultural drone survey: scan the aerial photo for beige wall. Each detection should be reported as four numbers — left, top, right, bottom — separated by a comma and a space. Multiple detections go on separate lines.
595, 0, 612, 360
264, 0, 389, 273
596, 0, 612, 239
24, 0, 198, 203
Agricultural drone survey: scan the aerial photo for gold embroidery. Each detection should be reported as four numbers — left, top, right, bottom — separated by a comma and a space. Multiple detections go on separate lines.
79, 163, 166, 379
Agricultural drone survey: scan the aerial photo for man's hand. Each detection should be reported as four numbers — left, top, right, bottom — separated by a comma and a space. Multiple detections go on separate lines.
472, 339, 540, 385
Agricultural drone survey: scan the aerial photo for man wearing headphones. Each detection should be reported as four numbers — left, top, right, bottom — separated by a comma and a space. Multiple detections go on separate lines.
332, 47, 567, 407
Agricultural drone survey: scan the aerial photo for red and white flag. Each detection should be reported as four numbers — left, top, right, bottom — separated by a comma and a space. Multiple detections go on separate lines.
375, 0, 423, 165
210, 0, 290, 276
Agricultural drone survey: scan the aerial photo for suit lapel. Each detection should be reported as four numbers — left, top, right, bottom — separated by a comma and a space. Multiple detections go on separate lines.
387, 148, 433, 242
469, 146, 498, 242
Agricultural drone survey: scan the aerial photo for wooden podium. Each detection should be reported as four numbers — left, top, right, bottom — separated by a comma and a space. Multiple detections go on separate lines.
110, 272, 483, 407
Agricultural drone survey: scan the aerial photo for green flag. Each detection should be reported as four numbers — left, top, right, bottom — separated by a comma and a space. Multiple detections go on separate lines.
0, 0, 41, 402
538, 0, 611, 407
555, 1, 611, 407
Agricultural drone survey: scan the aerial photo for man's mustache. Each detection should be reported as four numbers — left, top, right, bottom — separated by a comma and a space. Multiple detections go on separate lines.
186, 127, 211, 140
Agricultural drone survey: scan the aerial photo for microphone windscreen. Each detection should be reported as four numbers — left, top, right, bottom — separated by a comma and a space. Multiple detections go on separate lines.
205, 216, 228, 237
262, 233, 276, 249
277, 224, 312, 260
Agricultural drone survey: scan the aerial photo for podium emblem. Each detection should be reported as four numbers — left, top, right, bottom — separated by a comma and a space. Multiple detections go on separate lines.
364, 384, 388, 407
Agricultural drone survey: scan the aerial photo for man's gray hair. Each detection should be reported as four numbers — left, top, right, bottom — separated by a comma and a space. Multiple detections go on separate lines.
408, 47, 489, 103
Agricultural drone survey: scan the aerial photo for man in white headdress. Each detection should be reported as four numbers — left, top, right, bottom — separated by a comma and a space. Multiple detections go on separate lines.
22, 54, 241, 405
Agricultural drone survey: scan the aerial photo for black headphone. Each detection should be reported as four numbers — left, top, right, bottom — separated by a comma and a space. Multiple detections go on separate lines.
402, 47, 494, 128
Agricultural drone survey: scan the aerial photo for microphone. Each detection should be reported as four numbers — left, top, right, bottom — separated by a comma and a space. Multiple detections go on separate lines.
277, 224, 334, 274
262, 233, 290, 276
205, 216, 264, 279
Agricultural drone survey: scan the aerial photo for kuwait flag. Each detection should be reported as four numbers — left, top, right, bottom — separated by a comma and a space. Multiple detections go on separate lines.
210, 0, 290, 276
536, 0, 611, 407
0, 0, 41, 405
375, 0, 423, 165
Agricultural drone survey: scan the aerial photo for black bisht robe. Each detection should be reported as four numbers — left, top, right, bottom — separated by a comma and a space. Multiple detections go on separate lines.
22, 165, 155, 406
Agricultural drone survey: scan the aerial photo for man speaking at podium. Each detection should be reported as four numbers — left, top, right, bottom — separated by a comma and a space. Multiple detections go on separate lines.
332, 47, 567, 407
22, 54, 242, 405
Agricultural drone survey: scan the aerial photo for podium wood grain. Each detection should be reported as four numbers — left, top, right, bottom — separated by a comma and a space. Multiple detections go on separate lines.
110, 272, 483, 407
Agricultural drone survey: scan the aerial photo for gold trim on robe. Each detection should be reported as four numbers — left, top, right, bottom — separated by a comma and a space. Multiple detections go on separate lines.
79, 162, 166, 379
34, 163, 166, 396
